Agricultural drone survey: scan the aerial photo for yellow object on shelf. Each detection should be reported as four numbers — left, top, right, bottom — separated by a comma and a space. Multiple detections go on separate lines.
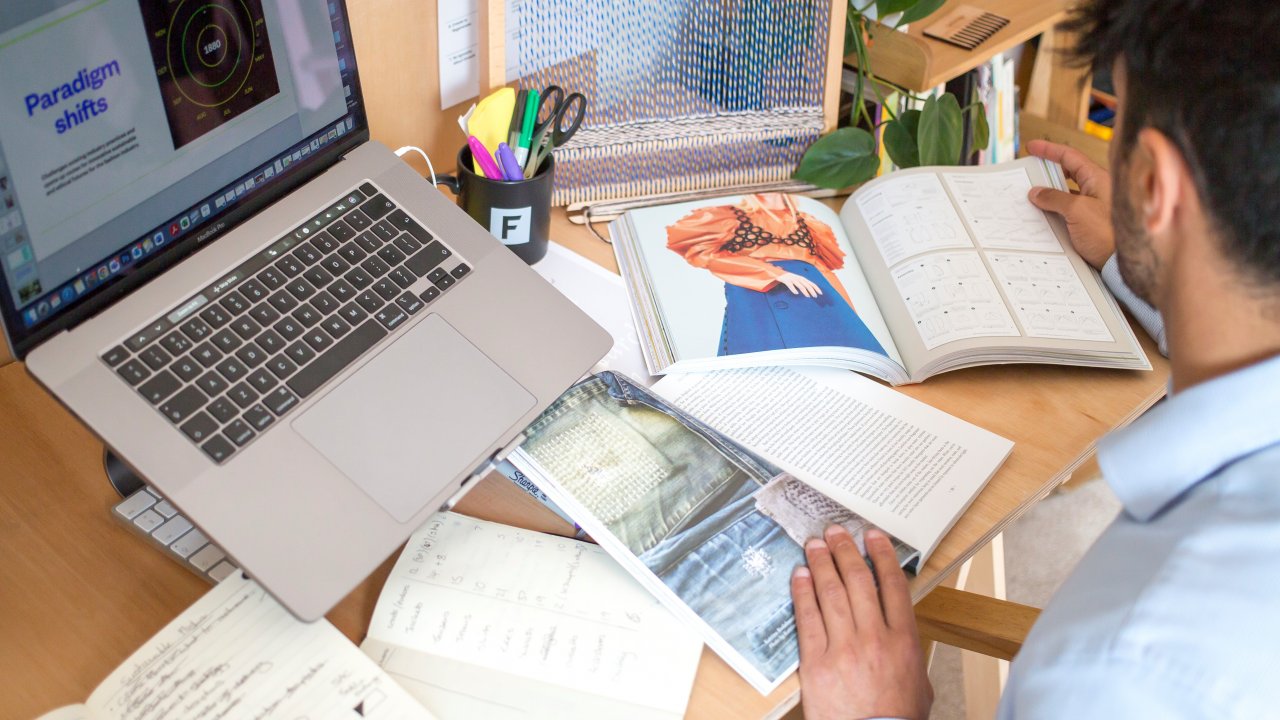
1084, 120, 1113, 141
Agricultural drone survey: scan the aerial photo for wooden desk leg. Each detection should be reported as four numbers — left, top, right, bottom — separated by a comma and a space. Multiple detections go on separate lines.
1024, 26, 1092, 131
956, 535, 1009, 720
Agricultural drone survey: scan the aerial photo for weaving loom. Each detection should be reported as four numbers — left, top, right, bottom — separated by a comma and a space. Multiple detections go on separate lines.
504, 0, 839, 206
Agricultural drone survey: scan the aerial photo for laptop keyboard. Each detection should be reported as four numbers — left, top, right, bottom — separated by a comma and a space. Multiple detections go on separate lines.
100, 182, 471, 465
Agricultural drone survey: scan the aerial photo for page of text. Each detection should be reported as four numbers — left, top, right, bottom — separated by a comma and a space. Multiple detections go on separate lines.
654, 367, 1013, 557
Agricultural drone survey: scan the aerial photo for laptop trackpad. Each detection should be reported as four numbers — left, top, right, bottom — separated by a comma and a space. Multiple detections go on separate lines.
293, 314, 536, 523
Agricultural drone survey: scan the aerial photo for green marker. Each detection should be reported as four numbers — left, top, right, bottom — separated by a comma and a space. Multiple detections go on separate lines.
516, 89, 539, 167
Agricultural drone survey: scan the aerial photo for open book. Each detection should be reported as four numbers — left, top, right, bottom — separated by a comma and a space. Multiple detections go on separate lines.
611, 156, 1151, 384
508, 367, 1012, 694
360, 512, 703, 720
38, 574, 435, 720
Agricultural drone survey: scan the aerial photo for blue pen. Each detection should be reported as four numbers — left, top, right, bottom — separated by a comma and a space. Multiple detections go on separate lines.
497, 143, 524, 181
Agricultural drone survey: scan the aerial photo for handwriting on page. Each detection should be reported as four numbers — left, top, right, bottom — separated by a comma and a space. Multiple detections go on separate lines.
366, 513, 700, 710
89, 575, 432, 720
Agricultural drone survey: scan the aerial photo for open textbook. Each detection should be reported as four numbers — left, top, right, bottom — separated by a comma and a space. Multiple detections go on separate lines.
508, 368, 1012, 693
360, 513, 703, 720
37, 574, 435, 720
610, 156, 1151, 384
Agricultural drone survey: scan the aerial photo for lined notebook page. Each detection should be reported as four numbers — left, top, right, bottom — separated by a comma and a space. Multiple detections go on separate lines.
85, 574, 434, 720
362, 513, 702, 719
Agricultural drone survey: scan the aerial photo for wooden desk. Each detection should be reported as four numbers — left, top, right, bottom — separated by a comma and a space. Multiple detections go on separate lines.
0, 212, 1168, 719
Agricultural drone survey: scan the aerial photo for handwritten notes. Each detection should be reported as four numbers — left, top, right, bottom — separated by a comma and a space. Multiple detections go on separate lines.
84, 575, 434, 720
362, 513, 702, 719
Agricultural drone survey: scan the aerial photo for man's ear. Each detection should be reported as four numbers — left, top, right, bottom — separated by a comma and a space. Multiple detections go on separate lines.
1135, 128, 1191, 241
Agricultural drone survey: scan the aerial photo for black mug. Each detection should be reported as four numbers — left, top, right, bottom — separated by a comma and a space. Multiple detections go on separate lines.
436, 146, 552, 264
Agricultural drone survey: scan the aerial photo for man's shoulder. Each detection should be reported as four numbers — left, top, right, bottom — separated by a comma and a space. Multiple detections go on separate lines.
1008, 454, 1280, 718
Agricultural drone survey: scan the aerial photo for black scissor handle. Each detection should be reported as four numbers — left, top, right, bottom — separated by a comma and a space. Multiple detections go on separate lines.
552, 92, 587, 143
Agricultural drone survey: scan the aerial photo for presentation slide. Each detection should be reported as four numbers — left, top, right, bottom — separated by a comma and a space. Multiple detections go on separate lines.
139, 0, 282, 149
0, 0, 299, 262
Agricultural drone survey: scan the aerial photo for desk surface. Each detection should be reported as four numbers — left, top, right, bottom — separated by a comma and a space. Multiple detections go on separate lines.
0, 208, 1168, 719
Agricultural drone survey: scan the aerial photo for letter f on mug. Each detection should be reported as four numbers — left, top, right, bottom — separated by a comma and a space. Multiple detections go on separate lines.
490, 207, 532, 246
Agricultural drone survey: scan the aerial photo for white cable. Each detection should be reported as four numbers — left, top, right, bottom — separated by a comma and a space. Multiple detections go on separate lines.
394, 145, 438, 187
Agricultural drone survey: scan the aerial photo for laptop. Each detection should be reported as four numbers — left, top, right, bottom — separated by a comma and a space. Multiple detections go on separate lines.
0, 0, 610, 619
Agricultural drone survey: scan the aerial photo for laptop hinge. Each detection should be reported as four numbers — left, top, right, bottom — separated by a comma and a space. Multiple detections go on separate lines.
439, 432, 528, 512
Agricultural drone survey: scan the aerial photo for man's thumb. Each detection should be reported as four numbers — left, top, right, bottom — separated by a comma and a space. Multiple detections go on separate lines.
1028, 186, 1075, 216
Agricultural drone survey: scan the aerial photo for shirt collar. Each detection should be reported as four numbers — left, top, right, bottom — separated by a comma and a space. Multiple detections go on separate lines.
1098, 353, 1280, 521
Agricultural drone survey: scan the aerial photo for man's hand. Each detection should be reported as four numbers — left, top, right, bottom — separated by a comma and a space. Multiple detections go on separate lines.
1026, 139, 1116, 269
791, 526, 932, 720
776, 272, 824, 298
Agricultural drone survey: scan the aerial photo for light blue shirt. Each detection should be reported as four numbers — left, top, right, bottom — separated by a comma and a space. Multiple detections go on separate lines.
1101, 255, 1167, 356
999, 352, 1280, 718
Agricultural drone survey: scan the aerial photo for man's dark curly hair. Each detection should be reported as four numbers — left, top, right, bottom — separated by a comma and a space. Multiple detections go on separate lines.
1062, 0, 1280, 286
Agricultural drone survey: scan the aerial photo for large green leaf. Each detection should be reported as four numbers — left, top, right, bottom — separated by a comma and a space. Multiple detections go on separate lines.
874, 0, 918, 18
795, 127, 881, 189
918, 94, 964, 166
969, 101, 991, 159
899, 0, 946, 24
883, 109, 922, 168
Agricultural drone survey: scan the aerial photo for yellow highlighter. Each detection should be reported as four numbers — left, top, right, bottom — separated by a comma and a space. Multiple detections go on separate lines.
467, 88, 516, 175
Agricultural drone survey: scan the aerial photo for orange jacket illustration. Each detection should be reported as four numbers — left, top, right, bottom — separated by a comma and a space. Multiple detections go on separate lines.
665, 193, 855, 311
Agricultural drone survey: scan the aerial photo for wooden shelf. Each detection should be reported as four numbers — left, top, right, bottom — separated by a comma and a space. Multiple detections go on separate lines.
852, 0, 1072, 92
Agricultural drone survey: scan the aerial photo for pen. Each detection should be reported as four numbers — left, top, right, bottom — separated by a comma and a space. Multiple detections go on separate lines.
468, 135, 503, 180
508, 89, 527, 148
497, 143, 524, 181
516, 89, 539, 167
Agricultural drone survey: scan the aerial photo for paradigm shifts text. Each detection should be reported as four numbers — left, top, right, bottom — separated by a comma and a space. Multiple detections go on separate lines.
25, 59, 122, 135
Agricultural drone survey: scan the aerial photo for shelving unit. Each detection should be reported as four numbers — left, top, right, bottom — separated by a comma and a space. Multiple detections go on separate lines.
850, 0, 1101, 162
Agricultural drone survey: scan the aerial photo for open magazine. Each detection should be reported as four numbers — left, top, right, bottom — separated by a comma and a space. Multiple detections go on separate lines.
611, 156, 1151, 384
508, 368, 1012, 694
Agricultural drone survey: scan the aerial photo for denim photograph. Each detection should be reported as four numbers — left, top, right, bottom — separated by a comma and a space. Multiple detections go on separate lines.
518, 371, 805, 687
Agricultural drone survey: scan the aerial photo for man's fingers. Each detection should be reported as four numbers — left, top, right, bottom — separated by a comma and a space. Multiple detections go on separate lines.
805, 538, 857, 643
1028, 186, 1078, 217
825, 525, 882, 629
1026, 139, 1108, 195
791, 566, 828, 663
865, 529, 915, 631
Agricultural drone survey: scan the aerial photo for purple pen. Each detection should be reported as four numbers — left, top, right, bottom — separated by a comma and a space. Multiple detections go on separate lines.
496, 143, 524, 181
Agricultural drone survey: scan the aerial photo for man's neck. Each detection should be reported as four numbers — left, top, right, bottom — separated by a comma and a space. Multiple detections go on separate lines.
1163, 254, 1280, 393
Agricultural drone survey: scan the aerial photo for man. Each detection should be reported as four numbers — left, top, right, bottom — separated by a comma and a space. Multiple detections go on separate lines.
790, 0, 1280, 717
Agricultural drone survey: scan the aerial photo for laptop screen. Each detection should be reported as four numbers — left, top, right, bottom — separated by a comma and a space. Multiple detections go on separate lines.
0, 0, 367, 356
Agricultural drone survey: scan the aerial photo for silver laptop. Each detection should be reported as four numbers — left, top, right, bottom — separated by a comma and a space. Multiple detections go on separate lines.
0, 0, 609, 619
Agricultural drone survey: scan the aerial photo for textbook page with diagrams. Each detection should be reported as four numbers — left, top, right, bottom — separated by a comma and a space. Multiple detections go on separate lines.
610, 156, 1150, 385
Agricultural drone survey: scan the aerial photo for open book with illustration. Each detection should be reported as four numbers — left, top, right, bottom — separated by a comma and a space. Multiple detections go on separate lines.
507, 367, 1013, 694
611, 156, 1151, 384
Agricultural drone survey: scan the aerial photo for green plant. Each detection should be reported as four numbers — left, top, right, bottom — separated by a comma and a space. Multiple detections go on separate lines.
794, 0, 991, 189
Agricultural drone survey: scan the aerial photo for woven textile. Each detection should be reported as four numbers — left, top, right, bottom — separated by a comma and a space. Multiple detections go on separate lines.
509, 0, 831, 205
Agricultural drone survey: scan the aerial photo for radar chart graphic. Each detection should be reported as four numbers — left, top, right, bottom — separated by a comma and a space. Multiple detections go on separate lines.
140, 0, 281, 149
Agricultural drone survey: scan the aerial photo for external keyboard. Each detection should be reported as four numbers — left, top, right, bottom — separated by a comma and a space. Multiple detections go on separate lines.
113, 485, 238, 583
99, 182, 471, 465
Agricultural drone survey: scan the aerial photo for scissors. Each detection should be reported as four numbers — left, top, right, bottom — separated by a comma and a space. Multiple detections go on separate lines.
524, 85, 587, 178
